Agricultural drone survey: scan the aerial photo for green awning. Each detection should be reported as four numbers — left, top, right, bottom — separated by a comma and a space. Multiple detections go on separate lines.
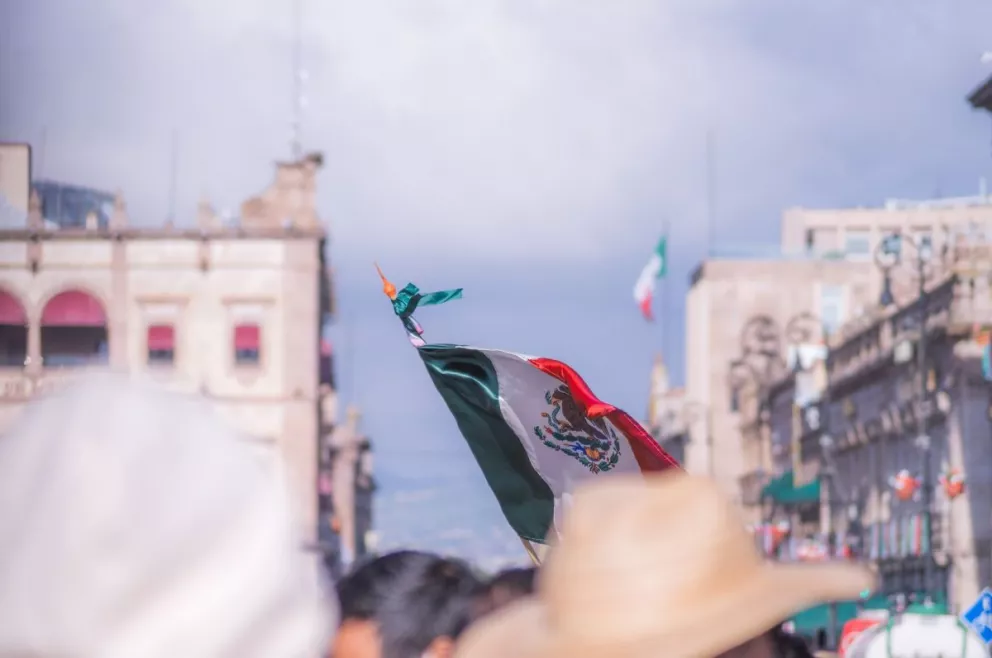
761, 471, 821, 505
791, 596, 889, 634
761, 471, 793, 499
792, 594, 947, 634
778, 478, 821, 505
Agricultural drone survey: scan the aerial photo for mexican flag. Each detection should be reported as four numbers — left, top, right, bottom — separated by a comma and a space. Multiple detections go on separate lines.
633, 235, 667, 321
418, 345, 680, 545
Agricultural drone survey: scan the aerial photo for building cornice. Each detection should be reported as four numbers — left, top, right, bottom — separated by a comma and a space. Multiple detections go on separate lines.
0, 226, 327, 242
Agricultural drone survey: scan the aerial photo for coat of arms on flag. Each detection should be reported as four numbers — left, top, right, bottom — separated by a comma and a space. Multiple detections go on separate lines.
376, 266, 680, 548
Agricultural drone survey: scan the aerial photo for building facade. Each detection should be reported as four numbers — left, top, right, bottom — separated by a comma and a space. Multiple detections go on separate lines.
0, 143, 31, 227
684, 257, 875, 504
781, 192, 992, 269
750, 267, 992, 615
0, 148, 339, 544
644, 355, 692, 466
320, 405, 376, 577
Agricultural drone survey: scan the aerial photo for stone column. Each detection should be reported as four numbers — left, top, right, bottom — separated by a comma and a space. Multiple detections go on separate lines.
25, 319, 41, 374
107, 193, 130, 369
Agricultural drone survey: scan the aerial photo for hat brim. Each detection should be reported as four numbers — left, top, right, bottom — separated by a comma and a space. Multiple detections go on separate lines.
455, 561, 874, 658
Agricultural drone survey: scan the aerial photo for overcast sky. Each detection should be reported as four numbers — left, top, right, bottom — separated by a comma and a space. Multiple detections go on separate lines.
2, 0, 991, 567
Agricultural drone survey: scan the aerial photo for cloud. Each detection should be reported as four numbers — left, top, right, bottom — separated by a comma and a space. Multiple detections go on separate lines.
4, 0, 989, 263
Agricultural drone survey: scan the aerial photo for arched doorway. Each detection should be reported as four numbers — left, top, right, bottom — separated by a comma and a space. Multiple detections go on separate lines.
0, 290, 28, 367
40, 290, 108, 366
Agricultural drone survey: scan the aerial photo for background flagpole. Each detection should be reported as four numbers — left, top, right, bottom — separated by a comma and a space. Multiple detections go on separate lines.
660, 218, 670, 359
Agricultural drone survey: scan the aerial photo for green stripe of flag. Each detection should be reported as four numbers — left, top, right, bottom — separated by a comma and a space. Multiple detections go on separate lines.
418, 344, 555, 543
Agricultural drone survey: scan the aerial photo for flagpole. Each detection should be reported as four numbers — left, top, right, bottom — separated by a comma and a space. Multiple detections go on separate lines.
520, 538, 541, 566
660, 219, 670, 359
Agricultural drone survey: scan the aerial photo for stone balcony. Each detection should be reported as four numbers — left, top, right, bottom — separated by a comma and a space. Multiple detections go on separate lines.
0, 367, 77, 404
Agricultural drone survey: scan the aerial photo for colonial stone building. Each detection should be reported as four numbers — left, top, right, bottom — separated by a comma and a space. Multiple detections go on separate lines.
644, 354, 692, 466
319, 405, 376, 577
744, 266, 992, 615
0, 147, 343, 546
685, 257, 875, 504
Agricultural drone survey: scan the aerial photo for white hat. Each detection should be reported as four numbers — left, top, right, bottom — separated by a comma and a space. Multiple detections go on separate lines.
0, 373, 336, 657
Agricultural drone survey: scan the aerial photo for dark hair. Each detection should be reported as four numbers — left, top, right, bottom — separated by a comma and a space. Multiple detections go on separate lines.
473, 567, 537, 618
336, 550, 482, 658
770, 626, 816, 658
489, 567, 536, 597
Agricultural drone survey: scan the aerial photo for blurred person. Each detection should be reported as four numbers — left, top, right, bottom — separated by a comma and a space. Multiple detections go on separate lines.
472, 567, 537, 619
0, 373, 336, 658
723, 626, 816, 658
454, 473, 874, 658
334, 550, 481, 658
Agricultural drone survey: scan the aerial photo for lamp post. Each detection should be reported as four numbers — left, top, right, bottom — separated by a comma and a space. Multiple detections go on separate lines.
874, 230, 936, 605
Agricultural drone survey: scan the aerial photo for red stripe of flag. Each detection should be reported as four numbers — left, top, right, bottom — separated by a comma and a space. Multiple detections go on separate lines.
528, 357, 681, 472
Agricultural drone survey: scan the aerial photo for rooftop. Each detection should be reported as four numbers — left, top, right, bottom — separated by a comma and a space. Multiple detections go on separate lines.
788, 187, 992, 215
688, 246, 863, 286
0, 150, 327, 241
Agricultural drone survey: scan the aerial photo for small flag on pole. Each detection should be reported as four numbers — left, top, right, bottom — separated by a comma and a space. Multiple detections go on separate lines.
633, 235, 667, 321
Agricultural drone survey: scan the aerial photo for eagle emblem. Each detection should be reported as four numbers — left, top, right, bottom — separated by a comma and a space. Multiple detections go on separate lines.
532, 384, 621, 473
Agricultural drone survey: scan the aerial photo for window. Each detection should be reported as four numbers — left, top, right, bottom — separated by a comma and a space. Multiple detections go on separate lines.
819, 285, 846, 337
147, 324, 175, 365
234, 323, 261, 365
804, 228, 815, 252
40, 290, 109, 367
843, 229, 871, 260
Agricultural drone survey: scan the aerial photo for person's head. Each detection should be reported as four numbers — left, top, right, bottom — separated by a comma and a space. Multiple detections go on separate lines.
717, 626, 815, 658
335, 550, 482, 658
453, 473, 874, 658
473, 567, 537, 619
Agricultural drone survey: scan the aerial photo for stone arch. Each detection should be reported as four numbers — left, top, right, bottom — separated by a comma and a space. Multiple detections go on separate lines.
40, 289, 107, 327
39, 288, 108, 367
0, 288, 29, 368
0, 288, 28, 326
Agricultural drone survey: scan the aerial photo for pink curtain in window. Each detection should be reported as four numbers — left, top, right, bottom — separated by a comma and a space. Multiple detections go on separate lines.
0, 291, 27, 325
147, 325, 175, 350
41, 291, 106, 327
234, 325, 260, 349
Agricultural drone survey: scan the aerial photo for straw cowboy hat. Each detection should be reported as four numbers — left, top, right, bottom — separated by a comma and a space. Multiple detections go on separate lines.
456, 473, 874, 658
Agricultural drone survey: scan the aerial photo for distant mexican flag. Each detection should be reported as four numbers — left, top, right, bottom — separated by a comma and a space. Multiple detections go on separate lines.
633, 235, 668, 321
375, 267, 680, 546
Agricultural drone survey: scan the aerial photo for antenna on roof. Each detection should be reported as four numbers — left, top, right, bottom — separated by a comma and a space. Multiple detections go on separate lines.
290, 0, 307, 160
37, 127, 48, 181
